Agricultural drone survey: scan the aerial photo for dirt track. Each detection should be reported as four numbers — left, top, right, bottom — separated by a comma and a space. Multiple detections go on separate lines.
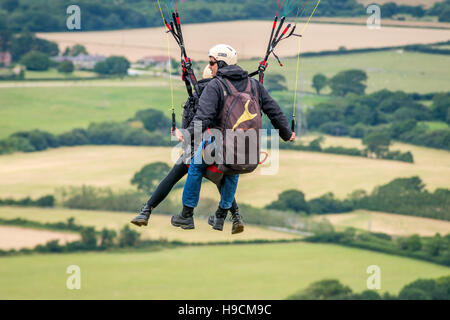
0, 226, 80, 250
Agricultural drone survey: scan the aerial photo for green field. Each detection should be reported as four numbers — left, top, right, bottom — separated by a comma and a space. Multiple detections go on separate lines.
420, 121, 450, 131
24, 69, 98, 80
0, 242, 448, 299
240, 51, 450, 94
0, 80, 187, 139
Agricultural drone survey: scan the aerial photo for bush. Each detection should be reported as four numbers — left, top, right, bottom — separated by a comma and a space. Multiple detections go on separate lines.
35, 195, 55, 207
131, 162, 171, 192
287, 279, 353, 300
58, 129, 89, 146
363, 130, 391, 158
308, 193, 354, 214
266, 190, 310, 214
350, 290, 382, 300
100, 228, 117, 249
312, 74, 327, 94
80, 227, 97, 250
0, 194, 55, 207
11, 130, 58, 151
384, 151, 414, 163
356, 176, 450, 221
322, 146, 362, 157
318, 122, 350, 136
57, 60, 74, 74
287, 276, 450, 300
135, 109, 171, 133
119, 225, 140, 247
86, 122, 128, 145
439, 7, 450, 22
60, 186, 148, 212
0, 136, 35, 154
94, 56, 130, 76
398, 278, 449, 300
264, 74, 288, 93
121, 128, 150, 145
308, 137, 323, 151
329, 69, 367, 97
20, 51, 50, 71
63, 44, 88, 57
397, 235, 422, 252
44, 240, 64, 253
349, 123, 367, 138
9, 32, 59, 61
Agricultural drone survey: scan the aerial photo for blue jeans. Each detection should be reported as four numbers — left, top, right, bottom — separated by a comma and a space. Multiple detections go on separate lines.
182, 140, 239, 209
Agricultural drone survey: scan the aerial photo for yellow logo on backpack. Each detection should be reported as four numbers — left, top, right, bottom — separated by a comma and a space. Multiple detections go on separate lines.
232, 100, 257, 131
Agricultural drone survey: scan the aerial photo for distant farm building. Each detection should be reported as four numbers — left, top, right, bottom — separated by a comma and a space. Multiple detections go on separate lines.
52, 54, 106, 70
137, 56, 170, 68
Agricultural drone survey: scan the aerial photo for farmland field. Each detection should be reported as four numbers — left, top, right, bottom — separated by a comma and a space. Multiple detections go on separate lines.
0, 143, 448, 207
37, 21, 450, 62
0, 207, 301, 243
0, 82, 185, 139
0, 242, 448, 299
314, 210, 450, 237
0, 226, 80, 250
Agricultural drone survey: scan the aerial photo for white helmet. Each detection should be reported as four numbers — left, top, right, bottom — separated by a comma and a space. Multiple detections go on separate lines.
208, 44, 238, 66
202, 64, 213, 79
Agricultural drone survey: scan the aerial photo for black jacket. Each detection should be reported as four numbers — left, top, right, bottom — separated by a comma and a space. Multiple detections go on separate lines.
185, 65, 293, 141
181, 78, 212, 129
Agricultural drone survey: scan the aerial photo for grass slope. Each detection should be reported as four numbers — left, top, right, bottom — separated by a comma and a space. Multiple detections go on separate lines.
0, 143, 448, 207
0, 81, 186, 139
0, 242, 448, 299
240, 51, 450, 94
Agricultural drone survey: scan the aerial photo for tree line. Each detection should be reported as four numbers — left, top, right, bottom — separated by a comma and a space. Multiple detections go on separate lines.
0, 108, 172, 155
304, 227, 450, 267
1, 0, 446, 33
308, 70, 450, 151
266, 176, 450, 221
0, 217, 147, 255
277, 136, 414, 163
287, 277, 450, 300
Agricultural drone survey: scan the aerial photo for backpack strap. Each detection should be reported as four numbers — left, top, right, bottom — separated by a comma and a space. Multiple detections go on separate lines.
249, 78, 262, 108
216, 76, 232, 97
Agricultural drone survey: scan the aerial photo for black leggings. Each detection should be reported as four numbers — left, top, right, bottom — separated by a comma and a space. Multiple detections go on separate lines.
146, 159, 239, 213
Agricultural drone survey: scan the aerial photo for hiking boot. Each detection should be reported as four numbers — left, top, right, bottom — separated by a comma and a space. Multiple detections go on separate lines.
171, 205, 195, 230
130, 204, 152, 227
208, 207, 228, 231
231, 212, 244, 235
